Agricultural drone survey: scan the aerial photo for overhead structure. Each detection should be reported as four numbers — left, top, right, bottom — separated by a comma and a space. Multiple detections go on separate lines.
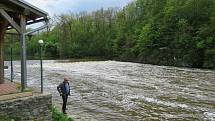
0, 0, 49, 91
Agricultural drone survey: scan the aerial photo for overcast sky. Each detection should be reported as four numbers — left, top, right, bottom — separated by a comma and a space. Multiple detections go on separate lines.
26, 0, 133, 16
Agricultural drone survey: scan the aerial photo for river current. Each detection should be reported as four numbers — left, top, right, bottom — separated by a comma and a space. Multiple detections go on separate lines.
4, 60, 215, 121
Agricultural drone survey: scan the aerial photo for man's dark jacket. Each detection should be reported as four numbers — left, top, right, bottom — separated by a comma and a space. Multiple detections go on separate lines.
57, 82, 71, 95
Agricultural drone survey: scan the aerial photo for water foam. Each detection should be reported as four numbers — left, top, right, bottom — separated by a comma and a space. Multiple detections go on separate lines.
204, 112, 215, 121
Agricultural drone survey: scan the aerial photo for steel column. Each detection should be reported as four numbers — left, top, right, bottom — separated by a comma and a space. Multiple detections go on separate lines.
0, 21, 8, 84
20, 14, 27, 91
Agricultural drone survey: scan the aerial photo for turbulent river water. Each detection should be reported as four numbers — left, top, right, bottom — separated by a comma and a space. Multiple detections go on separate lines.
4, 60, 215, 121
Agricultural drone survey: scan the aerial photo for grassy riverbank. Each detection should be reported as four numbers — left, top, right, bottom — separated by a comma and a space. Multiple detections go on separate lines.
0, 107, 74, 121
52, 106, 74, 121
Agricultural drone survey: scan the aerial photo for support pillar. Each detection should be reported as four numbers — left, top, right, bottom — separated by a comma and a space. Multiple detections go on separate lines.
20, 15, 27, 91
0, 20, 8, 84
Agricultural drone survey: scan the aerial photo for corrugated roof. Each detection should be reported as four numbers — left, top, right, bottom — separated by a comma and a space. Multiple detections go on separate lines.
0, 0, 49, 24
9, 0, 48, 17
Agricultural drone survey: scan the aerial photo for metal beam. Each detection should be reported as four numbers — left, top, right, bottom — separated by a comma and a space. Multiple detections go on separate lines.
7, 18, 48, 30
20, 14, 27, 91
0, 9, 21, 33
25, 24, 49, 35
26, 18, 47, 25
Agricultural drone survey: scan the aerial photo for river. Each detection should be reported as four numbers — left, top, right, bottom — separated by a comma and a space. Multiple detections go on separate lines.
4, 60, 215, 121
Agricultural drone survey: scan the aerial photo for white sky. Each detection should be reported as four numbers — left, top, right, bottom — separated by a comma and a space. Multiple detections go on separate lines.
26, 0, 133, 16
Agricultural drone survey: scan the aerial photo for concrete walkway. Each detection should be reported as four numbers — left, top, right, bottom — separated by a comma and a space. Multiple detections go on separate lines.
0, 83, 17, 96
0, 92, 33, 101
0, 81, 34, 102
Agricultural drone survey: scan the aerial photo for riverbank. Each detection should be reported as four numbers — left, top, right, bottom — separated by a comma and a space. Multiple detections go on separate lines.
52, 106, 74, 121
61, 57, 215, 70
114, 58, 215, 70
5, 56, 215, 70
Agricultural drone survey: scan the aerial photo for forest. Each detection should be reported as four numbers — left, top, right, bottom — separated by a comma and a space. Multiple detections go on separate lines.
4, 0, 215, 69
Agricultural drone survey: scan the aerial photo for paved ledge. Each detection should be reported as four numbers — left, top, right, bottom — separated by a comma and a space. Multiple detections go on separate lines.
0, 92, 33, 101
0, 93, 52, 121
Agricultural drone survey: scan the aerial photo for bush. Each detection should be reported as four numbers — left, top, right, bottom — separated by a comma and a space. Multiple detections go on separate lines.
203, 49, 215, 69
52, 106, 74, 121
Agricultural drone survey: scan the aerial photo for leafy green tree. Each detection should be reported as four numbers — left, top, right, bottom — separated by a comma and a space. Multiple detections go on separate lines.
4, 0, 215, 69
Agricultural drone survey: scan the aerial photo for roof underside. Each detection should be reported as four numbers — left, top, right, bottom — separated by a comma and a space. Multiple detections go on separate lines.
0, 0, 48, 25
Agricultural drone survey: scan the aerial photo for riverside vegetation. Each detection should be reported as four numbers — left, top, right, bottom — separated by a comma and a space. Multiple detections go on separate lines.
0, 107, 73, 121
4, 0, 215, 69
52, 106, 74, 121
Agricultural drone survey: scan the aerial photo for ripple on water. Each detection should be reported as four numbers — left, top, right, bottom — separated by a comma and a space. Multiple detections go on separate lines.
204, 112, 215, 121
129, 95, 189, 109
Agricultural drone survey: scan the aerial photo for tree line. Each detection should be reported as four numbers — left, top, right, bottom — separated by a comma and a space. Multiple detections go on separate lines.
5, 0, 215, 69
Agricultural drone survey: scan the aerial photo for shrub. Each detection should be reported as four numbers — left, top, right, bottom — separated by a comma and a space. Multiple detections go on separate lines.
52, 106, 74, 121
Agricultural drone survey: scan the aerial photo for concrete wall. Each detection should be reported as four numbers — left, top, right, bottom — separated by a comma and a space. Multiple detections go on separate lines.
0, 93, 52, 121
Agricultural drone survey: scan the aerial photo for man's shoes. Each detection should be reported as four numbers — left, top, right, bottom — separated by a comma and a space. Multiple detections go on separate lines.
63, 111, 67, 114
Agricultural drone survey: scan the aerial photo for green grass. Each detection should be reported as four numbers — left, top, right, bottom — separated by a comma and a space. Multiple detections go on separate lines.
52, 106, 74, 121
0, 106, 74, 121
14, 82, 33, 93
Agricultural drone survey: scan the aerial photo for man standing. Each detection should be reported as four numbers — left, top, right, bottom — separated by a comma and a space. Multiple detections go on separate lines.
57, 78, 71, 114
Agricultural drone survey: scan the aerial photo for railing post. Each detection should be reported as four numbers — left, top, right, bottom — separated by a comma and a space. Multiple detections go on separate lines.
10, 45, 13, 82
40, 45, 43, 93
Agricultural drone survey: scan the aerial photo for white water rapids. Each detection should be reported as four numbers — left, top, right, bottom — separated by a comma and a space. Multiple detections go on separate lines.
4, 60, 215, 121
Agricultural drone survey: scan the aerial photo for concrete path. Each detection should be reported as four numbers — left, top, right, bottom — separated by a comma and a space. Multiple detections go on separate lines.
0, 83, 17, 96
0, 92, 33, 101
